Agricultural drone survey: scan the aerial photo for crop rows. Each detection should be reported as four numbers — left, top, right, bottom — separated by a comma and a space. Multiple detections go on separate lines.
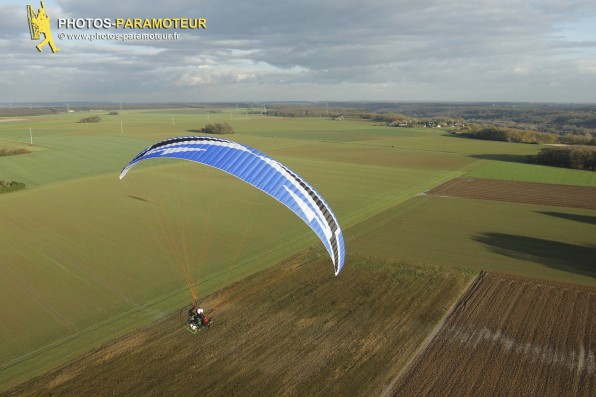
391, 272, 595, 396
428, 177, 596, 209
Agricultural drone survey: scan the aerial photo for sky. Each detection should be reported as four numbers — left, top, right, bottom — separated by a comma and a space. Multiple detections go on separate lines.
1, 0, 595, 103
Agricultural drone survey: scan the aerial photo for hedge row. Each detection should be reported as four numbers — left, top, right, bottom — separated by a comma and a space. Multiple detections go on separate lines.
0, 180, 26, 194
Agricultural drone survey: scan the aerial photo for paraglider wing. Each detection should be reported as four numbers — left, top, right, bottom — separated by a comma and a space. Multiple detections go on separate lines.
120, 136, 345, 275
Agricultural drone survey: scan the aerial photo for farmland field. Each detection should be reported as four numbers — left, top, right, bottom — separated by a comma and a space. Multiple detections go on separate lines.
427, 177, 596, 209
1, 110, 595, 393
390, 272, 595, 397
4, 254, 474, 397
349, 194, 595, 285
465, 160, 596, 187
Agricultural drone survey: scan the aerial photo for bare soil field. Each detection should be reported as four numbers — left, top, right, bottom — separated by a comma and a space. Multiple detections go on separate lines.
2, 253, 472, 396
389, 272, 595, 397
427, 177, 596, 209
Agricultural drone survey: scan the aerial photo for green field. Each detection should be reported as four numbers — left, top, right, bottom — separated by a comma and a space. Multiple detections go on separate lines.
350, 195, 595, 285
1, 110, 595, 391
465, 160, 596, 186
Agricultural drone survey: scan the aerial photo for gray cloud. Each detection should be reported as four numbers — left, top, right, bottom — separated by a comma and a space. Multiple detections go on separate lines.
1, 0, 595, 102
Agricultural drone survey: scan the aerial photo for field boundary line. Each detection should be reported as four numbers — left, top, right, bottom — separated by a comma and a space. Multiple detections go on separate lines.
342, 170, 462, 231
380, 271, 486, 397
0, 231, 319, 374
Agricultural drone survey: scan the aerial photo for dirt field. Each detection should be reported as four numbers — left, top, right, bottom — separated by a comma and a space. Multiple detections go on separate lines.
427, 177, 596, 209
389, 272, 595, 397
2, 253, 472, 396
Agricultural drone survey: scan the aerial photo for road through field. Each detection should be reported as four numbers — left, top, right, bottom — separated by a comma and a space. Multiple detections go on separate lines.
1, 114, 474, 390
2, 113, 594, 393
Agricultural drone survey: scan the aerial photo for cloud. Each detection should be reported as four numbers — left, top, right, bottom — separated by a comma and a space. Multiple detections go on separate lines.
1, 0, 595, 102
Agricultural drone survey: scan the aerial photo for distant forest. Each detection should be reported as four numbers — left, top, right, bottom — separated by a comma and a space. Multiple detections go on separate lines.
265, 102, 596, 138
2, 101, 595, 137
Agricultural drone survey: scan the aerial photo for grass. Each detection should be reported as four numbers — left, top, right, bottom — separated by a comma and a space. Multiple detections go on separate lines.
0, 111, 594, 392
0, 169, 319, 375
465, 159, 596, 186
349, 194, 596, 286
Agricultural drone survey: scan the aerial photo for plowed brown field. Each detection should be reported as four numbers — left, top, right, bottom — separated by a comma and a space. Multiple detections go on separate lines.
427, 177, 596, 209
390, 272, 596, 397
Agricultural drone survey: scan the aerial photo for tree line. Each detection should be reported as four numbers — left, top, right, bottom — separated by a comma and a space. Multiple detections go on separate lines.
531, 146, 596, 171
0, 180, 26, 194
458, 126, 595, 146
0, 147, 30, 156
458, 127, 559, 144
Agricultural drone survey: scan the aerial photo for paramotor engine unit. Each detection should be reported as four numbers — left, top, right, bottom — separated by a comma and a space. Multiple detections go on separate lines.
179, 304, 213, 334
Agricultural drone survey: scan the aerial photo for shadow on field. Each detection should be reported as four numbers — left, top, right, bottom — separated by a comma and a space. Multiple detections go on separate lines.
474, 232, 596, 278
469, 153, 530, 163
537, 211, 596, 226
127, 195, 149, 202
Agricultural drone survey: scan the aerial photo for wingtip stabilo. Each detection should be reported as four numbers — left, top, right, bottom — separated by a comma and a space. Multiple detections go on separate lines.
119, 165, 131, 180
334, 262, 344, 276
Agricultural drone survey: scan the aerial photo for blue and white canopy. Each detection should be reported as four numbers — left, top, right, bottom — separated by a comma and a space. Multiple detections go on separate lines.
120, 136, 345, 275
